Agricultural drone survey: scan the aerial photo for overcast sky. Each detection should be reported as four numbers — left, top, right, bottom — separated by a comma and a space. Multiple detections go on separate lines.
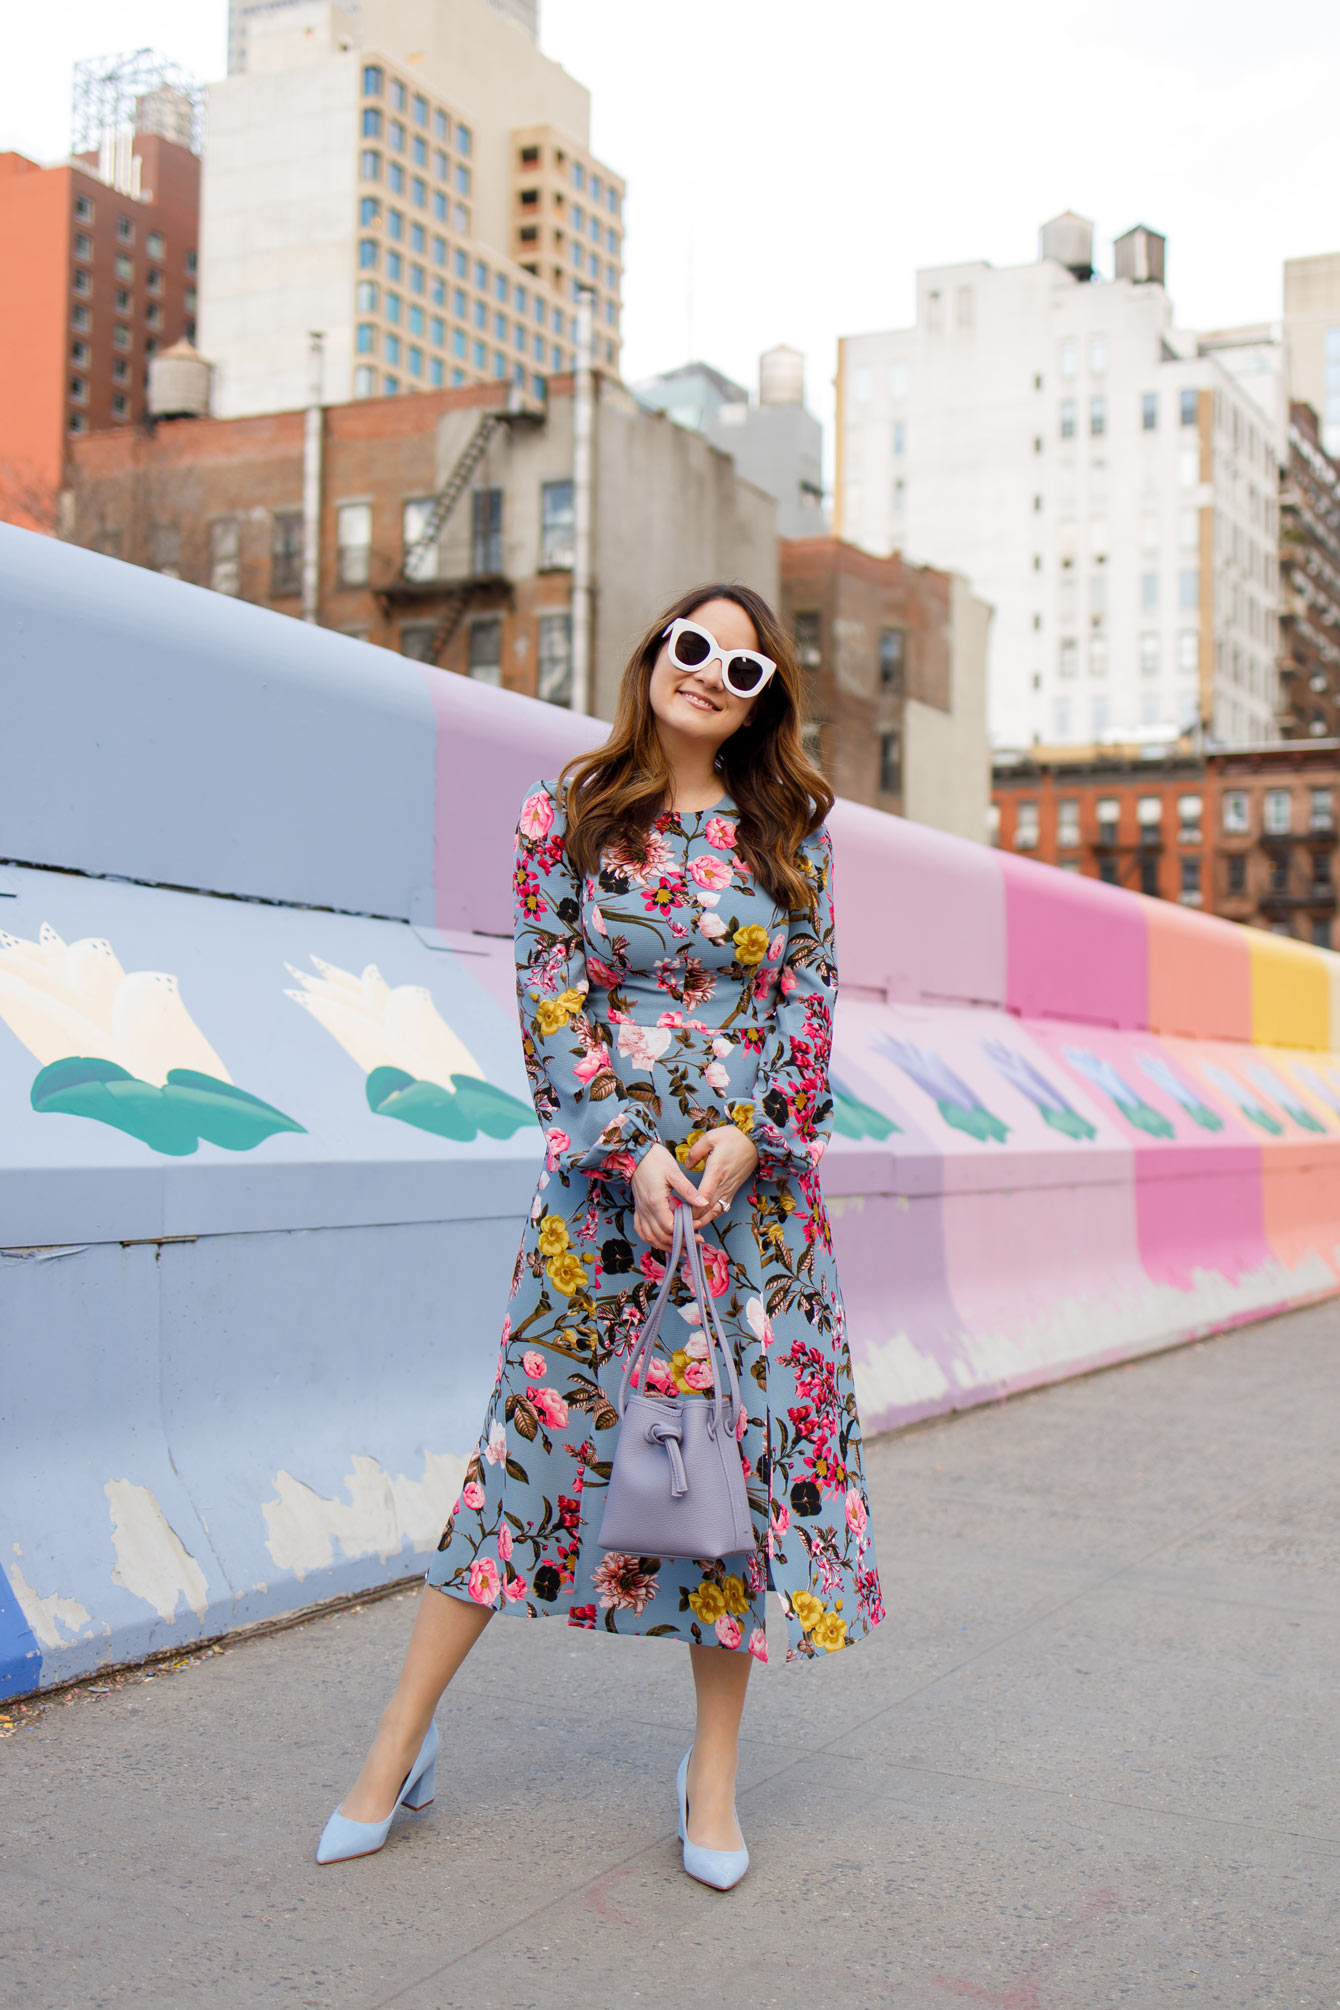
6, 0, 1340, 452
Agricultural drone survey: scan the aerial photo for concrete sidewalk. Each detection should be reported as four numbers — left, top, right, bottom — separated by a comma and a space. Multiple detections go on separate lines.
2, 1303, 1337, 2010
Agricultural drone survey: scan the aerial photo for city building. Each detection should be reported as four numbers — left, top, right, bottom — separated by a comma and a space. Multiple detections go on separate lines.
779, 538, 990, 842
1211, 740, 1339, 944
60, 373, 777, 720
227, 0, 540, 75
1277, 402, 1340, 740
200, 0, 624, 419
992, 747, 1209, 905
635, 346, 827, 539
0, 51, 201, 531
1283, 250, 1340, 458
836, 213, 1284, 753
991, 739, 1340, 943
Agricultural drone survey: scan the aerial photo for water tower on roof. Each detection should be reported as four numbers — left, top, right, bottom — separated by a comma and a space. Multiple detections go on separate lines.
1114, 224, 1167, 288
1039, 212, 1095, 282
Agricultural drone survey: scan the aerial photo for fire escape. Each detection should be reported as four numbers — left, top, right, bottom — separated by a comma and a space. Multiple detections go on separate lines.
376, 383, 544, 666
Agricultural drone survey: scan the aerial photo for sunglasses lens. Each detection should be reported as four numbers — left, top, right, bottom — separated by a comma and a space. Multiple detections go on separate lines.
673, 627, 711, 667
726, 656, 765, 693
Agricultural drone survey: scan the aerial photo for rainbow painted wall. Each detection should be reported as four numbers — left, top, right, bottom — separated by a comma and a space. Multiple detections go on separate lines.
2, 526, 1337, 1699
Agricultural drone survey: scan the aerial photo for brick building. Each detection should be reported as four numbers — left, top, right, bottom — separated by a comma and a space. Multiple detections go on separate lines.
778, 538, 990, 841
1210, 740, 1339, 945
0, 110, 199, 531
61, 373, 776, 720
1277, 402, 1340, 741
993, 739, 1340, 943
992, 747, 1209, 905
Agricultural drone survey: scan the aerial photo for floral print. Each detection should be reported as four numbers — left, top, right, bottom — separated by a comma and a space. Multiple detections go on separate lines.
425, 776, 883, 1663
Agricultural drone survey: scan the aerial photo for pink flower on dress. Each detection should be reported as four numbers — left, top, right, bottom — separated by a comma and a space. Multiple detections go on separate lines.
573, 1043, 612, 1085
520, 789, 555, 839
461, 1481, 485, 1511
640, 1250, 667, 1283
744, 1296, 774, 1352
642, 1357, 676, 1396
616, 1020, 673, 1068
468, 1557, 500, 1603
699, 1242, 730, 1297
711, 1036, 734, 1058
845, 1487, 868, 1537
746, 1552, 767, 1597
767, 930, 786, 963
522, 1350, 547, 1380
689, 852, 734, 890
704, 814, 737, 850
698, 912, 729, 940
588, 902, 608, 937
544, 1127, 571, 1171
497, 1521, 514, 1562
747, 1627, 769, 1662
484, 1420, 507, 1465
779, 968, 798, 997
588, 954, 621, 987
704, 1061, 730, 1092
529, 1385, 569, 1430
771, 1505, 790, 1538
713, 1612, 742, 1649
734, 1402, 749, 1443
504, 1574, 529, 1602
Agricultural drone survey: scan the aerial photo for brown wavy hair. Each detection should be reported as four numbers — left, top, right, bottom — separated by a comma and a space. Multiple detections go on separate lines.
555, 581, 833, 913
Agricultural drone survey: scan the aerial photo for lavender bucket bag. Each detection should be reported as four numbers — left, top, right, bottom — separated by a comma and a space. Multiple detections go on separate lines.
596, 1203, 753, 1561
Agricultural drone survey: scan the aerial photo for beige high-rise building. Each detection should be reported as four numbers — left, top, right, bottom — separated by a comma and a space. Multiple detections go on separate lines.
201, 0, 624, 417
1284, 252, 1340, 458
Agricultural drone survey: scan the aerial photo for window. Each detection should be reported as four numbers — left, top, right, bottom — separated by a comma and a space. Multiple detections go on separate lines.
851, 364, 872, 403
387, 210, 404, 242
386, 250, 402, 281
1089, 334, 1108, 375
540, 479, 574, 568
363, 64, 383, 94
430, 315, 444, 346
210, 518, 240, 596
390, 78, 406, 111
74, 231, 93, 259
1141, 392, 1158, 431
793, 610, 821, 667
72, 267, 90, 295
877, 729, 901, 796
113, 325, 131, 350
363, 107, 382, 137
413, 92, 428, 126
1057, 799, 1080, 849
430, 357, 444, 387
1179, 856, 1201, 905
410, 263, 425, 294
385, 292, 402, 324
1014, 801, 1039, 849
1140, 573, 1159, 614
412, 178, 426, 210
435, 109, 448, 140
892, 478, 906, 514
1139, 632, 1160, 678
1097, 797, 1119, 843
1089, 635, 1108, 678
361, 149, 381, 180
356, 280, 378, 312
468, 616, 502, 686
1264, 789, 1292, 835
888, 361, 908, 397
117, 216, 133, 244
1310, 787, 1334, 831
1311, 850, 1332, 888
1226, 853, 1247, 894
1178, 794, 1203, 844
360, 195, 380, 225
356, 323, 377, 355
537, 611, 572, 705
402, 497, 439, 581
1052, 697, 1072, 738
72, 303, 89, 329
1178, 568, 1199, 609
457, 123, 472, 156
69, 374, 87, 402
354, 365, 376, 397
359, 239, 379, 269
407, 345, 423, 378
891, 420, 906, 456
270, 512, 303, 598
186, 249, 197, 274
1092, 695, 1111, 738
1059, 398, 1076, 439
879, 627, 904, 691
389, 119, 405, 152
1059, 637, 1078, 680
1059, 338, 1078, 378
1180, 388, 1198, 426
408, 303, 424, 336
75, 194, 93, 221
1312, 919, 1332, 947
1177, 629, 1198, 673
471, 487, 503, 573
115, 254, 133, 281
1222, 791, 1249, 835
384, 333, 401, 366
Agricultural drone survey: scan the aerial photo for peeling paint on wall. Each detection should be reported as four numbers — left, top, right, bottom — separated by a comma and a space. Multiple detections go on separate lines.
262, 1451, 466, 1581
7, 1558, 92, 1649
105, 1480, 211, 1623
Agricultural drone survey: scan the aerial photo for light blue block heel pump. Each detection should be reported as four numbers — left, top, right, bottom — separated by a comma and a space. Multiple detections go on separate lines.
676, 1747, 749, 1890
316, 1720, 440, 1865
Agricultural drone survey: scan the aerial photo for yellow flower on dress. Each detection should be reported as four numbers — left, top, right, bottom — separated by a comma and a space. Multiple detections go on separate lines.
732, 924, 770, 967
791, 1589, 824, 1633
721, 1574, 749, 1617
688, 1579, 728, 1624
546, 1249, 589, 1297
675, 1128, 707, 1165
537, 1212, 570, 1257
534, 987, 585, 1036
812, 1610, 848, 1652
730, 1103, 755, 1134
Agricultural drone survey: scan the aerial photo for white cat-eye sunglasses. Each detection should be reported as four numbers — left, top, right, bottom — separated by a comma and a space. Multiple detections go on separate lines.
661, 617, 777, 699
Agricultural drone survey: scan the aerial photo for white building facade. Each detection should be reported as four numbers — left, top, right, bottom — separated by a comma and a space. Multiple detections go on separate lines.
201, 0, 623, 418
836, 218, 1283, 751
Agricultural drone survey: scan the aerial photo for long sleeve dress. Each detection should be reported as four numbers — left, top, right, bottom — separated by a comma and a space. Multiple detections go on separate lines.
424, 776, 883, 1663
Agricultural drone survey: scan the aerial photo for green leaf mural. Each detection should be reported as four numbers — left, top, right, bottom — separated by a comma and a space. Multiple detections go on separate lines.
830, 1078, 901, 1141
31, 1058, 306, 1157
366, 1066, 538, 1141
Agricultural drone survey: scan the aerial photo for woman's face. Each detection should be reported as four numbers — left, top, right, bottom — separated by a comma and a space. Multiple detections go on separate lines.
647, 596, 764, 756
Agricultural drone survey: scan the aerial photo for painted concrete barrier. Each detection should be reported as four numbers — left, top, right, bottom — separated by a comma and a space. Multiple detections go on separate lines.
3, 525, 1339, 1698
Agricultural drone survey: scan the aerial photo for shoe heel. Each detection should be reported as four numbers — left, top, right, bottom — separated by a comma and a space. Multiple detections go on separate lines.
402, 1761, 435, 1811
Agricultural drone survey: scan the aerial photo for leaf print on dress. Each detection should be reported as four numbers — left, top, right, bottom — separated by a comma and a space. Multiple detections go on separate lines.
0, 924, 303, 1155
424, 776, 882, 1665
284, 955, 536, 1141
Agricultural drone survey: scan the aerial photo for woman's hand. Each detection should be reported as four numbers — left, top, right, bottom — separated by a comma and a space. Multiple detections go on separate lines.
631, 1142, 708, 1252
682, 1124, 760, 1226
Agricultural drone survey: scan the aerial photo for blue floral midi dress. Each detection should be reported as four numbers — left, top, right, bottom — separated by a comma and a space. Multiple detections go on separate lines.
425, 775, 883, 1663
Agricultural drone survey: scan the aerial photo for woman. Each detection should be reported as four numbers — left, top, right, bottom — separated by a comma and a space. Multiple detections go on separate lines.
318, 583, 883, 1886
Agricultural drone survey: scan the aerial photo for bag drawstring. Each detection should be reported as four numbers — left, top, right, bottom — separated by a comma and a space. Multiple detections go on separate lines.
647, 1415, 688, 1497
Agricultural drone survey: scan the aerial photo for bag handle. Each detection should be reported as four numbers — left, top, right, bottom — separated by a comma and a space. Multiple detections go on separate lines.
617, 1203, 744, 1428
